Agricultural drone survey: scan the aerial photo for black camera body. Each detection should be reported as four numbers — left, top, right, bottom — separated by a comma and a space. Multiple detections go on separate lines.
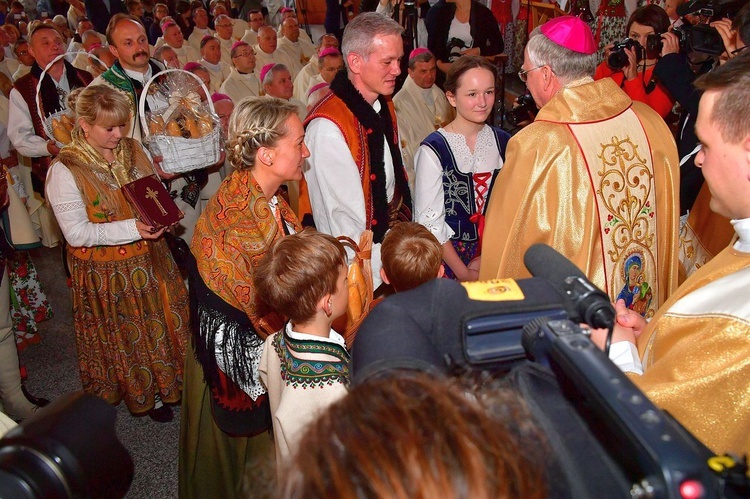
607, 38, 646, 69
674, 0, 749, 55
673, 23, 727, 55
645, 33, 665, 59
447, 37, 469, 62
448, 37, 467, 49
505, 93, 537, 127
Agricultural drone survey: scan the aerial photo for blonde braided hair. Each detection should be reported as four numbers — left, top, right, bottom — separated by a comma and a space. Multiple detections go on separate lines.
227, 96, 300, 171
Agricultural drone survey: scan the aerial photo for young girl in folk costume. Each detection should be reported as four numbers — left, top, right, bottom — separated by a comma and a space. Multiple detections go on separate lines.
414, 56, 510, 281
45, 85, 189, 422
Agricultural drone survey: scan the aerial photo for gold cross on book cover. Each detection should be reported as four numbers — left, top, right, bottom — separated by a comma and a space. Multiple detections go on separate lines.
122, 175, 183, 229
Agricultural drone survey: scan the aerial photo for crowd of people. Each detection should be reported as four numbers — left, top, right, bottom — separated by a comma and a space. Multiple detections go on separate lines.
0, 0, 748, 496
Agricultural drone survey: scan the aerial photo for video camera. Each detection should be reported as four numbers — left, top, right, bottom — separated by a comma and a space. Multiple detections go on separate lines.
673, 0, 749, 55
0, 392, 133, 498
351, 244, 750, 498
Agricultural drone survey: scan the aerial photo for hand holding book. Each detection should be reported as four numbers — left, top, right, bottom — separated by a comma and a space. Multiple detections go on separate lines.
121, 174, 184, 230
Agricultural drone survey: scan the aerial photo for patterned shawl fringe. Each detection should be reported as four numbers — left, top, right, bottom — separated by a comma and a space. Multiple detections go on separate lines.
187, 252, 263, 394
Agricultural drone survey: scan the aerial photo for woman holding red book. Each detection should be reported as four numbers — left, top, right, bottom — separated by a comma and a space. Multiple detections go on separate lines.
45, 84, 189, 423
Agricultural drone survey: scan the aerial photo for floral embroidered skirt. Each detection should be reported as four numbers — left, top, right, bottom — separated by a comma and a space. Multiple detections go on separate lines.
69, 239, 189, 414
501, 21, 516, 73
512, 19, 528, 75
7, 251, 53, 351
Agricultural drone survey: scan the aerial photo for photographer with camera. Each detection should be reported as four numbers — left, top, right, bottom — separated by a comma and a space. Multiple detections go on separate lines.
594, 5, 676, 118
652, 1, 749, 215
424, 0, 503, 78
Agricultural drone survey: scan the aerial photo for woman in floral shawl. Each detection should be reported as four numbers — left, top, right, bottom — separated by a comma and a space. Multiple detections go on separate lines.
179, 97, 308, 499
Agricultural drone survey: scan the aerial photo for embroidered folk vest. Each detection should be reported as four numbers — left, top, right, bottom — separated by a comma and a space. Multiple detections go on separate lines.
421, 128, 507, 242
305, 92, 412, 240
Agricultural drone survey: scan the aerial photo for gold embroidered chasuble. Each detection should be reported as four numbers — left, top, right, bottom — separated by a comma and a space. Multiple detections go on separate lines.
633, 241, 750, 456
678, 183, 734, 280
480, 78, 679, 317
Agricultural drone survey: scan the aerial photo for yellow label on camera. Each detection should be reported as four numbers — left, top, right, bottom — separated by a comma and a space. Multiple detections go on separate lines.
462, 279, 525, 301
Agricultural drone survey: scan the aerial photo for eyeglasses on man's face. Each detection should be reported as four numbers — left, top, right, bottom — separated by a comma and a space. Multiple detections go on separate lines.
518, 65, 543, 83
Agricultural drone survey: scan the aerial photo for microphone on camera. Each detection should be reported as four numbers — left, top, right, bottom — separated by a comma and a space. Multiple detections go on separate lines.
523, 243, 615, 330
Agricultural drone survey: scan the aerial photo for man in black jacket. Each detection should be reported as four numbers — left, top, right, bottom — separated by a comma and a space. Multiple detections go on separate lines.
85, 0, 128, 34
653, 2, 750, 215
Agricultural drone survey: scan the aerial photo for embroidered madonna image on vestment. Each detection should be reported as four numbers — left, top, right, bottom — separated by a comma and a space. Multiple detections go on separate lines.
616, 251, 653, 317
596, 134, 658, 318
568, 109, 659, 317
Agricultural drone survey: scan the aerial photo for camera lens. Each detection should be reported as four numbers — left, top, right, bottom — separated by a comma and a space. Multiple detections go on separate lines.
608, 49, 629, 70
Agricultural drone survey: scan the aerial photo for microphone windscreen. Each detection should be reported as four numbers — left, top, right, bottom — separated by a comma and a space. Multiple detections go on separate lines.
523, 243, 586, 284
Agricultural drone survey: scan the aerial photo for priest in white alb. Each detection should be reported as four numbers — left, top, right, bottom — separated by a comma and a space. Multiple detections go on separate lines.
219, 41, 261, 103
292, 33, 339, 103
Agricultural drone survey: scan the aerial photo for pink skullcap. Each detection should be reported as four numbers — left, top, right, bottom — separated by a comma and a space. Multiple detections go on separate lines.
183, 61, 202, 71
211, 92, 232, 103
231, 40, 248, 51
539, 16, 596, 55
409, 47, 431, 60
162, 21, 178, 30
202, 34, 215, 44
307, 82, 329, 98
281, 7, 293, 13
259, 63, 275, 82
87, 43, 103, 53
318, 47, 341, 58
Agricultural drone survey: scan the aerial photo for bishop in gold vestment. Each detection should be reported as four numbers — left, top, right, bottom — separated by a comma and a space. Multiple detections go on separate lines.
480, 77, 680, 318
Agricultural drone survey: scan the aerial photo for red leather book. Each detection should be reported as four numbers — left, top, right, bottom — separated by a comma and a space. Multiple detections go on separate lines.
121, 174, 183, 229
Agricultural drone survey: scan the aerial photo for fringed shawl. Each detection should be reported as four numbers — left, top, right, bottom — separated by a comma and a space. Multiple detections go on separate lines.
189, 169, 301, 425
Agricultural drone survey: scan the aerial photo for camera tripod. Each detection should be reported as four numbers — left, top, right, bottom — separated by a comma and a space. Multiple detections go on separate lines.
295, 0, 312, 39
401, 1, 420, 51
